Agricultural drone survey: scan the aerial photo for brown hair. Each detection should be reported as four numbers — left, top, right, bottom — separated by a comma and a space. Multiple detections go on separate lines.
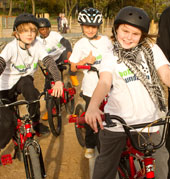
111, 24, 157, 45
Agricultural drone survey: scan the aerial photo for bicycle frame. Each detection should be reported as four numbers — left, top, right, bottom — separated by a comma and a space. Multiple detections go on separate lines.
0, 99, 46, 178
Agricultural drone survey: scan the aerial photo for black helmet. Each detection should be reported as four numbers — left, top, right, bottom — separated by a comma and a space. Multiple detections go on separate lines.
38, 18, 51, 28
114, 6, 150, 33
13, 13, 39, 31
78, 8, 103, 26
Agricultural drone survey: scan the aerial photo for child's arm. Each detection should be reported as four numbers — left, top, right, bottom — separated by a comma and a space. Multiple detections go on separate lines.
60, 37, 72, 59
0, 57, 6, 75
42, 56, 63, 97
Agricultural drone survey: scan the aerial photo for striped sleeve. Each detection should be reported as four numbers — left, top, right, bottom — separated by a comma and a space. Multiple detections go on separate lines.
42, 56, 61, 82
0, 57, 6, 75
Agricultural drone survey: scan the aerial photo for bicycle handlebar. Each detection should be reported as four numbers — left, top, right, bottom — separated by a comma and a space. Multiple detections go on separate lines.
72, 113, 169, 152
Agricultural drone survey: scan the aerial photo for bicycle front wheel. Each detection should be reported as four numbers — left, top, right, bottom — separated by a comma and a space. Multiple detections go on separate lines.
26, 145, 42, 179
47, 96, 62, 136
74, 104, 86, 147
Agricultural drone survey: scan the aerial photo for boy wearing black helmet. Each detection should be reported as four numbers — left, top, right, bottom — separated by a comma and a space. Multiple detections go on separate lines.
37, 17, 79, 120
85, 6, 169, 179
0, 13, 63, 138
69, 7, 113, 159
37, 18, 79, 86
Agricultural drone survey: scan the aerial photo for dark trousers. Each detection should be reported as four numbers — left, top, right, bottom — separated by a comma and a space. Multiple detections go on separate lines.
167, 89, 170, 178
82, 94, 97, 148
0, 75, 40, 123
93, 130, 168, 179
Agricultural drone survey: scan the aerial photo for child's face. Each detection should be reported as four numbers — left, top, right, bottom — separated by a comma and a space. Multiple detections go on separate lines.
16, 23, 37, 47
39, 27, 50, 38
82, 25, 98, 39
116, 24, 142, 49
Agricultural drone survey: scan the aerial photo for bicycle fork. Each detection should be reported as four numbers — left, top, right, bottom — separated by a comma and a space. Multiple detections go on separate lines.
23, 140, 46, 179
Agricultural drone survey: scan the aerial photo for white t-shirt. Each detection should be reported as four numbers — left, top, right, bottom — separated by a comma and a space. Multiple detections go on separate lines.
0, 38, 48, 90
37, 31, 66, 61
69, 36, 113, 97
100, 44, 169, 132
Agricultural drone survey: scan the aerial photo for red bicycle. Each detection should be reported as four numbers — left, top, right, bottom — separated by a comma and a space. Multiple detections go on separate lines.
70, 113, 169, 179
39, 60, 76, 136
0, 96, 46, 179
69, 65, 108, 147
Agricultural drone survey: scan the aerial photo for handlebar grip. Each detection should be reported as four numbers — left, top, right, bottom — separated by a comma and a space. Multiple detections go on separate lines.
64, 59, 69, 63
75, 115, 106, 124
48, 89, 53, 94
76, 65, 91, 70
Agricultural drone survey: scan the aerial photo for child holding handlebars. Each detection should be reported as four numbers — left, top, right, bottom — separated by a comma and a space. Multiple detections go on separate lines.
85, 6, 170, 179
0, 13, 63, 149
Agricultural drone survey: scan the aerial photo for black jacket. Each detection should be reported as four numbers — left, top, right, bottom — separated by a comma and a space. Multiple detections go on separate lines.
157, 6, 170, 62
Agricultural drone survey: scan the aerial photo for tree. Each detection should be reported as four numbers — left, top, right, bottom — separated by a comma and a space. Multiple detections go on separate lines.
31, 0, 35, 15
8, 0, 12, 16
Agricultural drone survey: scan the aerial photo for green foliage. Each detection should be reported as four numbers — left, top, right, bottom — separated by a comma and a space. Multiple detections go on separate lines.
3, 0, 170, 20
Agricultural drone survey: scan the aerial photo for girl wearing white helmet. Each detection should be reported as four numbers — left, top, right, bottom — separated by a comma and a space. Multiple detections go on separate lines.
85, 6, 169, 179
69, 7, 113, 159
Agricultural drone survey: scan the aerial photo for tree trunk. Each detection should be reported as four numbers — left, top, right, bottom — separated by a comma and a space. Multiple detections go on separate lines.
8, 0, 13, 16
32, 0, 35, 15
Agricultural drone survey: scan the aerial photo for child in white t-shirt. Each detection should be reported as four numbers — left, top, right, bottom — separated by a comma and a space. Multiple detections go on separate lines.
69, 8, 113, 159
0, 13, 63, 148
85, 6, 170, 179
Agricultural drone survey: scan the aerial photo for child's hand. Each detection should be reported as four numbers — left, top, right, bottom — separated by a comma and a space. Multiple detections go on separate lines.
85, 105, 104, 133
51, 81, 63, 97
85, 51, 96, 64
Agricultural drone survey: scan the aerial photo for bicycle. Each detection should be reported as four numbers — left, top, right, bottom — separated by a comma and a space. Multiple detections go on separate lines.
39, 60, 76, 137
69, 65, 108, 147
0, 96, 46, 179
70, 112, 170, 179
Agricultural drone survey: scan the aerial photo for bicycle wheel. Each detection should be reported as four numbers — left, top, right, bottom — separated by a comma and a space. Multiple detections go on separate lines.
74, 104, 86, 147
47, 96, 61, 136
25, 145, 42, 179
65, 81, 75, 114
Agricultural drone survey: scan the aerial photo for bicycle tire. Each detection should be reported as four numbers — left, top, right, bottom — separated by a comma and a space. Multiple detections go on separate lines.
74, 104, 86, 147
65, 81, 75, 114
47, 96, 62, 137
27, 145, 42, 179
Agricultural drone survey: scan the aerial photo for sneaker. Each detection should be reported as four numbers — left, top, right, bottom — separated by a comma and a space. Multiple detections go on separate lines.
42, 112, 48, 121
33, 122, 50, 135
85, 148, 95, 159
70, 75, 79, 87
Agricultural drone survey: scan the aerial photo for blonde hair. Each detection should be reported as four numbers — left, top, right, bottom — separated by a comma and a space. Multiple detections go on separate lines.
12, 23, 38, 37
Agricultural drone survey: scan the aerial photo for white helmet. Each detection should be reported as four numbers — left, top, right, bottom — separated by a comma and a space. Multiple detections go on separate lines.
78, 8, 103, 26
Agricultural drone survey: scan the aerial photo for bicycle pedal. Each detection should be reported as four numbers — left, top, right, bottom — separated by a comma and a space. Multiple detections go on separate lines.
68, 114, 77, 123
68, 88, 76, 95
1, 154, 13, 165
